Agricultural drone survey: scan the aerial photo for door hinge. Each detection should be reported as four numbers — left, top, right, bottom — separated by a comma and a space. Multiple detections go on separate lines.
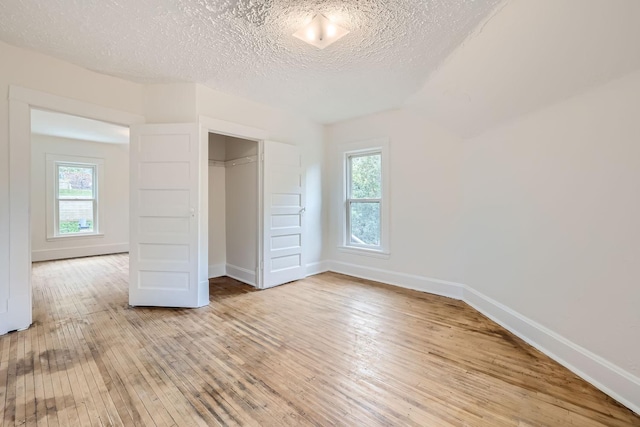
261, 153, 264, 161
260, 261, 264, 270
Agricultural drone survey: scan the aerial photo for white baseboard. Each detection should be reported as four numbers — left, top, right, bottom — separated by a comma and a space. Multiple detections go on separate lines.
208, 263, 226, 278
306, 260, 330, 277
31, 243, 129, 262
463, 286, 640, 415
226, 263, 256, 287
329, 260, 464, 300
324, 260, 639, 415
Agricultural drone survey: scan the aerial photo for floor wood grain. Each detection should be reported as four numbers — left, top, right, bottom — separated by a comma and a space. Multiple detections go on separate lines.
1, 253, 638, 426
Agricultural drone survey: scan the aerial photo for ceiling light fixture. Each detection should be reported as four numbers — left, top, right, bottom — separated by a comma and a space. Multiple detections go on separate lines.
293, 14, 349, 49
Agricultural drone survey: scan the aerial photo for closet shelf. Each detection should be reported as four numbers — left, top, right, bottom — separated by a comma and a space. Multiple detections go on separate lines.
209, 155, 258, 168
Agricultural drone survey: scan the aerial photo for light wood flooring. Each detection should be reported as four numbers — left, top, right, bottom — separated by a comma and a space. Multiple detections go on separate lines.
1, 253, 638, 426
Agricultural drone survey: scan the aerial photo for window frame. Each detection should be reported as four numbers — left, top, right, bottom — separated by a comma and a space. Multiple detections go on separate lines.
345, 150, 383, 250
46, 154, 105, 240
55, 162, 98, 236
339, 138, 390, 257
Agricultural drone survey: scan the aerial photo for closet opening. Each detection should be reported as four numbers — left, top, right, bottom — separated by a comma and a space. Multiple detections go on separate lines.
208, 132, 260, 287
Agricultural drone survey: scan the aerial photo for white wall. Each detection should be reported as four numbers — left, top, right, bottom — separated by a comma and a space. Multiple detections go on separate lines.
208, 132, 226, 160
324, 71, 640, 411
224, 136, 258, 282
225, 159, 258, 280
30, 135, 129, 261
208, 132, 227, 276
226, 136, 258, 159
208, 165, 226, 276
144, 83, 197, 123
326, 109, 463, 290
459, 70, 640, 380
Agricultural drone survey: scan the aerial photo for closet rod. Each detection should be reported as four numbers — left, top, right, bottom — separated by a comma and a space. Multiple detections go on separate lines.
226, 155, 257, 167
208, 155, 258, 168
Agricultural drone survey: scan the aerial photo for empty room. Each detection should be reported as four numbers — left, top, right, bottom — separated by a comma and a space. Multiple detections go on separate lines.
0, 0, 639, 426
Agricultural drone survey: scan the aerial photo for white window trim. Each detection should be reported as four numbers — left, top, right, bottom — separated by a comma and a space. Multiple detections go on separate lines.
338, 137, 390, 257
45, 154, 105, 240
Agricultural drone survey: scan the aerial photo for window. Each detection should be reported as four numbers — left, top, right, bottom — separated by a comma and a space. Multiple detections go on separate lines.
55, 163, 97, 235
341, 138, 389, 255
347, 152, 382, 247
46, 154, 104, 239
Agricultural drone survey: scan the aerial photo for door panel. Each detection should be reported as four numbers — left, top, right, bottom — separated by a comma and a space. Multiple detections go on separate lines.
129, 123, 208, 307
262, 141, 306, 288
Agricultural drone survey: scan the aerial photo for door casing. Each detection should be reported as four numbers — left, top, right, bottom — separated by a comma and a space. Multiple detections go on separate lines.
4, 86, 144, 334
199, 116, 268, 289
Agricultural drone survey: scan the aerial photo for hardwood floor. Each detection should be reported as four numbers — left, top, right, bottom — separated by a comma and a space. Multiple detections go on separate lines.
1, 254, 638, 426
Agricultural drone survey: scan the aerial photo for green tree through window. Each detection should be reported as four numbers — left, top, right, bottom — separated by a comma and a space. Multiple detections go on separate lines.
56, 163, 97, 235
347, 152, 381, 246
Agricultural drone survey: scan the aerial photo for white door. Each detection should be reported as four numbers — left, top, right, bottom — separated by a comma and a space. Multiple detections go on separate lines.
262, 141, 306, 288
129, 123, 208, 307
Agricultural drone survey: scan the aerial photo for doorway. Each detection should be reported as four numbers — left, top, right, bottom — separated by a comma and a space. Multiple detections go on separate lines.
207, 133, 259, 286
4, 86, 144, 334
30, 109, 130, 263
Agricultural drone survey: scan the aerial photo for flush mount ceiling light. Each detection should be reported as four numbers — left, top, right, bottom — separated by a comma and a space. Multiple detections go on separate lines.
293, 14, 349, 49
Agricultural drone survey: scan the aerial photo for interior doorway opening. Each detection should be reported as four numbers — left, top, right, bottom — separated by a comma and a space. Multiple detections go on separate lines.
27, 108, 131, 328
207, 132, 259, 287
30, 108, 130, 264
4, 86, 144, 334
29, 107, 131, 323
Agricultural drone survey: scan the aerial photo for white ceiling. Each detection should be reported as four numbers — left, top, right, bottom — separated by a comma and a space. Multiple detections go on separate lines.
0, 0, 502, 124
31, 109, 130, 144
407, 0, 640, 138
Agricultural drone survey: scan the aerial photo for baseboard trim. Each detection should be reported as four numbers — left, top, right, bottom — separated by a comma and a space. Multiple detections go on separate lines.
324, 261, 639, 415
226, 264, 256, 287
329, 260, 464, 300
463, 286, 640, 415
208, 263, 226, 278
306, 260, 330, 277
31, 243, 129, 262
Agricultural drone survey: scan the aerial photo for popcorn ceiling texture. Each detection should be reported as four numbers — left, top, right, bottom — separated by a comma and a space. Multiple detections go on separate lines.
0, 0, 501, 123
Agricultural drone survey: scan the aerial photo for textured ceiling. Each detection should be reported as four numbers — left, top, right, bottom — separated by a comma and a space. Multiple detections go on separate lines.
0, 0, 501, 123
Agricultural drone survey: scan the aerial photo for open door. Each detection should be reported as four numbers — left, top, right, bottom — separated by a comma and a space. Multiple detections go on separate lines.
262, 141, 306, 288
129, 123, 208, 307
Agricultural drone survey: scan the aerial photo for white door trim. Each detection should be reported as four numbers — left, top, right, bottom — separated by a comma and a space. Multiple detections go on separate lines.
9, 86, 145, 125
198, 116, 268, 141
199, 116, 267, 288
3, 85, 144, 335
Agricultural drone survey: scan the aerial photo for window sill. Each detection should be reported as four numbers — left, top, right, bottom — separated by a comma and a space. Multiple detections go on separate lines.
47, 233, 104, 242
337, 246, 390, 259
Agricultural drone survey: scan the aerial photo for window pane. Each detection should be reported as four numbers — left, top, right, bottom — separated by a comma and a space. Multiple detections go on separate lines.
350, 202, 380, 246
350, 154, 381, 199
59, 200, 94, 234
58, 165, 94, 198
